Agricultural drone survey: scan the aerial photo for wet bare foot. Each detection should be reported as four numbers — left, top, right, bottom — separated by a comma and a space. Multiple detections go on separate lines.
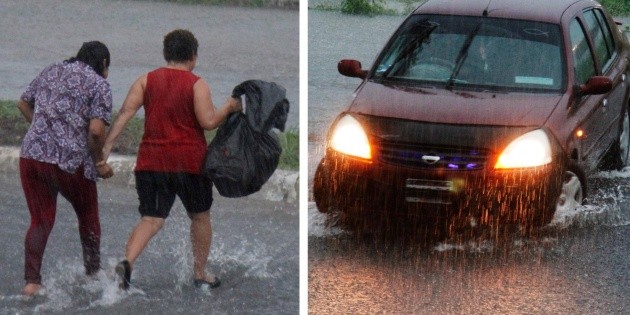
22, 283, 41, 296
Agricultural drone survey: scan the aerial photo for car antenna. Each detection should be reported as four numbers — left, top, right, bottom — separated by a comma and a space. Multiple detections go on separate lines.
482, 0, 492, 17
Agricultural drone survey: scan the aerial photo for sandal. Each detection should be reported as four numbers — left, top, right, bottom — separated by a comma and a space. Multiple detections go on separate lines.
115, 260, 132, 290
193, 276, 221, 289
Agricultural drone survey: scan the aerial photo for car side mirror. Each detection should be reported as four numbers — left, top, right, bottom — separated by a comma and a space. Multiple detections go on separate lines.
579, 76, 612, 96
338, 59, 367, 79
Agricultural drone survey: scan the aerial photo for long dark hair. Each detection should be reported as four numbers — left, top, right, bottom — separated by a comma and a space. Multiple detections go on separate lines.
66, 41, 110, 77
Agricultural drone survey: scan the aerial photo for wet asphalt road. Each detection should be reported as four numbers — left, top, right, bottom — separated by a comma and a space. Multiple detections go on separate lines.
308, 169, 630, 314
309, 223, 630, 314
0, 170, 298, 314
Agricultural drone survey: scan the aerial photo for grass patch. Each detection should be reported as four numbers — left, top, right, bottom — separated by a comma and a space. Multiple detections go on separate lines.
313, 0, 630, 16
312, 0, 399, 15
0, 99, 298, 170
0, 100, 30, 145
278, 128, 299, 170
601, 0, 630, 16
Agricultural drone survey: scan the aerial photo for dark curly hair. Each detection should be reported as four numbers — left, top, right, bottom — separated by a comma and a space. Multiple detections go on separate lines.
163, 29, 199, 63
66, 41, 110, 77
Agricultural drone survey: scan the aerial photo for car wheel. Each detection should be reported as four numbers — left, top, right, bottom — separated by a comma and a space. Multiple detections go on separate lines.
617, 108, 630, 167
555, 169, 584, 215
313, 160, 332, 213
600, 107, 630, 170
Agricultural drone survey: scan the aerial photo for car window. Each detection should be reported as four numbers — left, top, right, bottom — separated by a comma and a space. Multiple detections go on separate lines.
583, 8, 616, 72
372, 15, 564, 93
569, 18, 596, 85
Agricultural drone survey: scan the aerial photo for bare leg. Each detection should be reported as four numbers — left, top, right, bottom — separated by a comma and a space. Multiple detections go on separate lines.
125, 216, 165, 266
189, 211, 214, 281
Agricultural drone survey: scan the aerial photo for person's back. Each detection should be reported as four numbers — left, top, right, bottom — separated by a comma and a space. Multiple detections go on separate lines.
21, 60, 112, 180
136, 67, 206, 173
17, 41, 114, 296
102, 29, 241, 291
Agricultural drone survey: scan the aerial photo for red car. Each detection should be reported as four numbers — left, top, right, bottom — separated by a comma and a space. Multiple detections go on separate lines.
313, 0, 630, 230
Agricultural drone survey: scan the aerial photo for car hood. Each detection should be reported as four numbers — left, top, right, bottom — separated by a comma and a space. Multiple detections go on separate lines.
348, 81, 563, 126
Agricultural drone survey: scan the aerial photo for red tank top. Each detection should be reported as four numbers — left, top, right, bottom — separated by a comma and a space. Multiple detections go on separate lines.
135, 68, 207, 173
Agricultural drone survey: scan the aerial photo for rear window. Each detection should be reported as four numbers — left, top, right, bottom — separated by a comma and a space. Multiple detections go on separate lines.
373, 14, 565, 93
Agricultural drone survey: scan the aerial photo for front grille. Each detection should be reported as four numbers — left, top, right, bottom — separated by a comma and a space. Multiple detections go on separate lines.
378, 142, 490, 170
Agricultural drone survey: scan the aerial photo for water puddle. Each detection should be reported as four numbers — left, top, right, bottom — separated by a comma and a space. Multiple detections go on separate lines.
309, 167, 630, 255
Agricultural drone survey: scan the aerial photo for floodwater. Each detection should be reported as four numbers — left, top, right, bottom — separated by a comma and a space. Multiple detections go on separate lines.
308, 170, 630, 313
0, 170, 299, 314
0, 0, 298, 313
308, 9, 630, 314
0, 0, 299, 128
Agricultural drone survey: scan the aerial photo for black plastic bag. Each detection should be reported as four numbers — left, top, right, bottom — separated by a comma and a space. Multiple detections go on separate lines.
203, 80, 289, 197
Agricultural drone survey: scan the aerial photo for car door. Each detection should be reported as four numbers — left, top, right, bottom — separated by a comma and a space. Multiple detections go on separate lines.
568, 9, 625, 168
583, 8, 627, 157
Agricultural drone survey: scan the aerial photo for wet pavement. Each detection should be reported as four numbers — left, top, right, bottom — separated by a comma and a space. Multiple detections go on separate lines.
0, 168, 299, 314
0, 1, 299, 312
308, 221, 630, 314
308, 173, 630, 314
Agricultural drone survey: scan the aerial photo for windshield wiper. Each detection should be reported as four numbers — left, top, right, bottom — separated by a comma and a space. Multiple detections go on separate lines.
380, 21, 439, 80
446, 23, 482, 90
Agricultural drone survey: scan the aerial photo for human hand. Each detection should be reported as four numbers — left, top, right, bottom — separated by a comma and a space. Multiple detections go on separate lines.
228, 96, 243, 113
101, 143, 113, 161
96, 162, 114, 179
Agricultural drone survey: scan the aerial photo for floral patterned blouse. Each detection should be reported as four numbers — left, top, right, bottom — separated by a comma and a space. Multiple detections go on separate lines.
20, 61, 112, 181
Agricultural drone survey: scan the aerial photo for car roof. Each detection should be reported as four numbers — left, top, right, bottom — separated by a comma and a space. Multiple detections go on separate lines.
414, 0, 591, 24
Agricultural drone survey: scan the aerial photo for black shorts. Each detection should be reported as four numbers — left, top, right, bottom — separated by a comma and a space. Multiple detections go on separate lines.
135, 171, 214, 218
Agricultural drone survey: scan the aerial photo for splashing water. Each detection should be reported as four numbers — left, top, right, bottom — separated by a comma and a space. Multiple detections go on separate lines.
308, 202, 345, 238
309, 167, 630, 256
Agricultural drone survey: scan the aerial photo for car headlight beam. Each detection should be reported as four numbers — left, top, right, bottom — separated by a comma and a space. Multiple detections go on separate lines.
495, 129, 552, 169
329, 115, 372, 160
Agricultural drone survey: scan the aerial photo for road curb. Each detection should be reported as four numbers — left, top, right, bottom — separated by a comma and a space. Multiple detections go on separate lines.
0, 146, 298, 204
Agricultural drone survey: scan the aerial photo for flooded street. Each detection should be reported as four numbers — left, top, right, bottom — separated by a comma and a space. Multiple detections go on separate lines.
308, 172, 630, 314
308, 9, 630, 314
0, 169, 299, 314
0, 0, 298, 313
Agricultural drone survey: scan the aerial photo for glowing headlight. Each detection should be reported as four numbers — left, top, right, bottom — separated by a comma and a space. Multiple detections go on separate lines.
495, 129, 552, 169
329, 115, 372, 159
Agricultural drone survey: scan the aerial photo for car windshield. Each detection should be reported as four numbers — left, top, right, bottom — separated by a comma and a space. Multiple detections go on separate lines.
373, 14, 565, 93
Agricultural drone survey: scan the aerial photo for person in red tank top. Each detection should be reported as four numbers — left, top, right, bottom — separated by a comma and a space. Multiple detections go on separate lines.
102, 29, 242, 290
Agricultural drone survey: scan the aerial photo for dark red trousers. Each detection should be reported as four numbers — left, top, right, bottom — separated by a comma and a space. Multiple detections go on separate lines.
19, 158, 101, 284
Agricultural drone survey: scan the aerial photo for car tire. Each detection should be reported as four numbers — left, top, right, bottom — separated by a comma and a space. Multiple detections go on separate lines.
600, 106, 630, 170
538, 166, 585, 226
313, 160, 332, 213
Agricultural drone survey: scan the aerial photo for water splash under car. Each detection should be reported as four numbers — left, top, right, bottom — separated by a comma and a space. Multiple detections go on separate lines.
313, 0, 630, 231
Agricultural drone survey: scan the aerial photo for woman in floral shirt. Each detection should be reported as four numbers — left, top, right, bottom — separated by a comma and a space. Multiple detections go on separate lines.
17, 41, 114, 296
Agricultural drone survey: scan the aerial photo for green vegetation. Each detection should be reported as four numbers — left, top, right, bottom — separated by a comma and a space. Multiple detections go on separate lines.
0, 100, 30, 145
601, 0, 630, 16
340, 0, 388, 15
278, 128, 299, 170
312, 0, 398, 15
314, 0, 630, 16
0, 100, 299, 170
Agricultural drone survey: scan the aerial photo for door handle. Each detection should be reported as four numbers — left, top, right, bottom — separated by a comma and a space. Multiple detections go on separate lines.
603, 99, 608, 107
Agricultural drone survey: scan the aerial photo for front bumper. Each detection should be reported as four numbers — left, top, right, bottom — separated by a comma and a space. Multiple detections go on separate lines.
313, 149, 564, 224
